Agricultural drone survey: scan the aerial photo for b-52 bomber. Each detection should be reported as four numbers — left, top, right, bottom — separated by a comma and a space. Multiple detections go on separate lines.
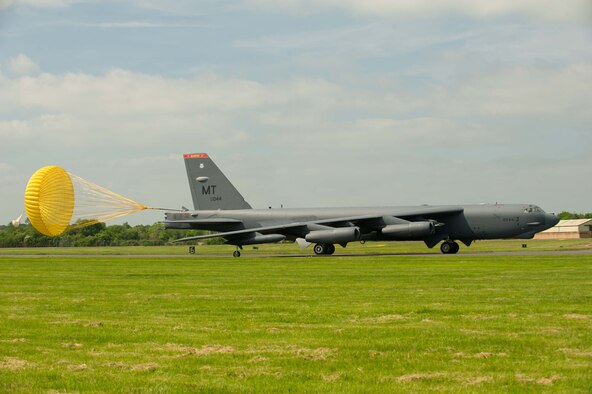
165, 153, 559, 257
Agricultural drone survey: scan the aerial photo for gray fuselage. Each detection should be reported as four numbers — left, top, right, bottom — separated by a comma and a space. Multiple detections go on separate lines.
166, 203, 558, 245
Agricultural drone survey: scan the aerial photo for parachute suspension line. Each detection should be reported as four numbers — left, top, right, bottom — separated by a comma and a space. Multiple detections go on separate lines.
144, 207, 186, 212
67, 172, 147, 230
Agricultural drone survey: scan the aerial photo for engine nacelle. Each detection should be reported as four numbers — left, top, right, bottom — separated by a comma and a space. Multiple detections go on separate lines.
381, 222, 435, 239
305, 227, 361, 244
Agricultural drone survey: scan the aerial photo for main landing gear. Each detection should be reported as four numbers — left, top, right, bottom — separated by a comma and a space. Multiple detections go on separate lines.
232, 246, 243, 258
313, 243, 335, 255
440, 240, 460, 254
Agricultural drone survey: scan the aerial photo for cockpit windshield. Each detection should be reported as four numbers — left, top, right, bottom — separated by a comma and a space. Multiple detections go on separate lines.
524, 205, 544, 214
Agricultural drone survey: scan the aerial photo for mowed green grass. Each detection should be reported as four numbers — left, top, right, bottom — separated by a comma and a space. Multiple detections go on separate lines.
1, 255, 591, 393
0, 238, 591, 256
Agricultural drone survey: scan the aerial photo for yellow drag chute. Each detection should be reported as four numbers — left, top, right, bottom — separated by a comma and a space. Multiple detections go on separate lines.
25, 166, 75, 237
24, 165, 149, 237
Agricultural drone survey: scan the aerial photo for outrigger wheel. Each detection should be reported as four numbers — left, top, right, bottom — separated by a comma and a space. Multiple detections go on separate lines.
232, 245, 243, 257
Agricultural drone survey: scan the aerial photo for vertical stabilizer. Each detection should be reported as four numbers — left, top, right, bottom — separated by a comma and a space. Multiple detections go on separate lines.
184, 153, 252, 210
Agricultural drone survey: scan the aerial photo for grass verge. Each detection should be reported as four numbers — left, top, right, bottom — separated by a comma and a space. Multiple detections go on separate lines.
0, 238, 591, 256
0, 254, 591, 392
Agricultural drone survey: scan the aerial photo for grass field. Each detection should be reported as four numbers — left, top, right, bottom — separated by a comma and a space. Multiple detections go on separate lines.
1, 251, 591, 392
0, 238, 591, 256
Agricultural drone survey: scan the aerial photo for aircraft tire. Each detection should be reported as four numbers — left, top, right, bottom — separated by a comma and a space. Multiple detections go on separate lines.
233, 250, 241, 258
441, 241, 460, 254
451, 242, 460, 254
327, 244, 335, 255
440, 241, 452, 254
314, 244, 326, 255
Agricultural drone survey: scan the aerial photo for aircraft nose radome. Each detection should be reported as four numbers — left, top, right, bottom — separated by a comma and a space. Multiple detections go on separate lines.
546, 213, 560, 227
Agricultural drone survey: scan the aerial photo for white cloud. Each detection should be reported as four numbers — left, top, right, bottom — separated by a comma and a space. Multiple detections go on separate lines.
7, 54, 40, 76
1, 63, 589, 149
130, 0, 208, 16
0, 162, 23, 221
2, 0, 78, 8
438, 64, 592, 121
0, 162, 11, 174
243, 0, 592, 21
128, 0, 592, 21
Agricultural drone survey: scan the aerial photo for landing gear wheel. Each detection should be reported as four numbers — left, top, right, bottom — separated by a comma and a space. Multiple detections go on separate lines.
451, 242, 460, 254
440, 241, 460, 254
233, 250, 241, 258
314, 244, 335, 255
313, 244, 326, 255
326, 244, 335, 255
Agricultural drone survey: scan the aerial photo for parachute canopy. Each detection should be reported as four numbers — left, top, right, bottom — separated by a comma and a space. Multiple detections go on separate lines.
24, 165, 147, 237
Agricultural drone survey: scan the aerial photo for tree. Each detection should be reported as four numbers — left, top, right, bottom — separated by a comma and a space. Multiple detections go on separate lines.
557, 211, 592, 220
0, 222, 217, 248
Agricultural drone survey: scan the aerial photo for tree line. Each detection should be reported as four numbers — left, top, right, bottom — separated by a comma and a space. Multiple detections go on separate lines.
558, 211, 592, 220
0, 222, 220, 248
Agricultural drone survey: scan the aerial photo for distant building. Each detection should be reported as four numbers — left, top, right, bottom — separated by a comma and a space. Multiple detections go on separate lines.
535, 219, 592, 239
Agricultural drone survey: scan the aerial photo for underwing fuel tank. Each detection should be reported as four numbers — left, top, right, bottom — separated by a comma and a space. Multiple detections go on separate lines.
227, 234, 286, 246
305, 227, 361, 243
381, 222, 435, 239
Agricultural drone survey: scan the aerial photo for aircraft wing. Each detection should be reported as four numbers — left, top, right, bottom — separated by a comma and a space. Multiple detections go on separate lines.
173, 222, 308, 243
166, 218, 243, 225
392, 206, 464, 219
172, 206, 464, 243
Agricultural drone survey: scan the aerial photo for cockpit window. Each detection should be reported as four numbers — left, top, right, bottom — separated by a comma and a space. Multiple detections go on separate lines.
524, 206, 544, 213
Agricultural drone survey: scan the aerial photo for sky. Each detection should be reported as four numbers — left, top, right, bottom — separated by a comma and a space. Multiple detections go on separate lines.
1, 0, 591, 225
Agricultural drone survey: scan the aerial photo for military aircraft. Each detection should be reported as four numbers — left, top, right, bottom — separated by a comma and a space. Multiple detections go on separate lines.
165, 153, 559, 257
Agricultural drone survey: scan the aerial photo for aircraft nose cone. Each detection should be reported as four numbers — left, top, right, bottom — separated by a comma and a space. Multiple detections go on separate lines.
546, 213, 560, 227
